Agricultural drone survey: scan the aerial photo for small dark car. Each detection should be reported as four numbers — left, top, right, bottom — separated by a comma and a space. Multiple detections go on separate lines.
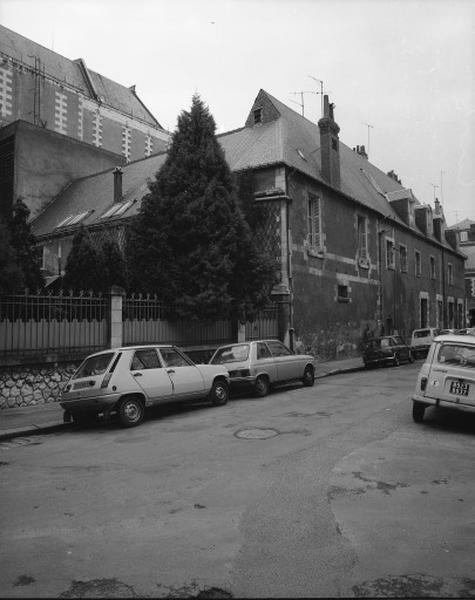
363, 335, 413, 368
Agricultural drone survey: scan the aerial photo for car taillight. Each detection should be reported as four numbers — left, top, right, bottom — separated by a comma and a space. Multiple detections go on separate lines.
420, 377, 428, 391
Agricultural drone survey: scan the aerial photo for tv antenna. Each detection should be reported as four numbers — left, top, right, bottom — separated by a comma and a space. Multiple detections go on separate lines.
308, 76, 325, 117
440, 170, 445, 203
362, 122, 374, 155
430, 182, 439, 200
289, 90, 318, 117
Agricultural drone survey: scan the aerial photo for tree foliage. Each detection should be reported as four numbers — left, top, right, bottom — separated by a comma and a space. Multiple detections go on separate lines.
0, 199, 44, 294
127, 94, 276, 320
62, 226, 102, 293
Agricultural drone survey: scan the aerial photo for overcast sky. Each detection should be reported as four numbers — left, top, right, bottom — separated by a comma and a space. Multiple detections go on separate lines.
1, 0, 474, 226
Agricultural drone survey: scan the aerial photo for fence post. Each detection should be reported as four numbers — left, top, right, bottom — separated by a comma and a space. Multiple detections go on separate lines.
237, 322, 246, 342
271, 285, 291, 349
107, 286, 125, 349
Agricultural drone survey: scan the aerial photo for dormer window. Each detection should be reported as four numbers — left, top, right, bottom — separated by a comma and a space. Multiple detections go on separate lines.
253, 108, 263, 124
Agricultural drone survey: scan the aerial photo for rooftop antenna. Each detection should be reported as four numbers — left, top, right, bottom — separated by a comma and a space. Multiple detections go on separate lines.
440, 170, 445, 203
308, 76, 325, 118
430, 182, 439, 201
362, 122, 374, 156
289, 90, 318, 117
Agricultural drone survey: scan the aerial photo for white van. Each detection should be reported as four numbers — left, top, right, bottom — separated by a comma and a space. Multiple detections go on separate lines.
410, 328, 440, 359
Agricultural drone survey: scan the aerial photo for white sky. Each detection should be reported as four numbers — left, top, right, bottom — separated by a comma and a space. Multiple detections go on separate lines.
1, 0, 474, 226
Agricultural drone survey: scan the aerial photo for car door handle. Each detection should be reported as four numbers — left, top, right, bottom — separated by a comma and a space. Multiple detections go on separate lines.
133, 372, 142, 377
166, 369, 175, 374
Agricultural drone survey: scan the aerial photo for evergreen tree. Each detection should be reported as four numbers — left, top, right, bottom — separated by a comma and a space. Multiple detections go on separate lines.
127, 94, 276, 320
0, 218, 24, 294
9, 199, 44, 291
98, 236, 127, 291
62, 226, 102, 293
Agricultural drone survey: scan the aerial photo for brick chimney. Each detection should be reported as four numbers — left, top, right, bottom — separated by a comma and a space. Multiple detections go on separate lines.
113, 167, 123, 203
318, 95, 340, 188
353, 145, 368, 159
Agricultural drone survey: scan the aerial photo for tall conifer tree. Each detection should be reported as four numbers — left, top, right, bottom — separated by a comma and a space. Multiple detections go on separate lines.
62, 226, 102, 293
9, 199, 44, 291
128, 94, 276, 320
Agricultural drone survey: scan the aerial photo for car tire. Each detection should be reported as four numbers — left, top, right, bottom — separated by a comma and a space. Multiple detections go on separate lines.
412, 401, 425, 423
118, 396, 144, 428
255, 375, 270, 397
302, 365, 315, 387
209, 379, 229, 406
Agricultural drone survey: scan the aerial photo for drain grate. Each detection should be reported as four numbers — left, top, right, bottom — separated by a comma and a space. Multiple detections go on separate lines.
234, 428, 279, 440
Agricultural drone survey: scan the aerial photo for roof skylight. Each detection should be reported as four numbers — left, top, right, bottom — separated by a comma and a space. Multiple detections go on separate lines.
101, 200, 134, 219
55, 211, 89, 229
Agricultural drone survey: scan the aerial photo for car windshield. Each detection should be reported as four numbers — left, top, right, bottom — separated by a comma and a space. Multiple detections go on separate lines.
210, 344, 250, 364
437, 344, 475, 369
74, 353, 114, 378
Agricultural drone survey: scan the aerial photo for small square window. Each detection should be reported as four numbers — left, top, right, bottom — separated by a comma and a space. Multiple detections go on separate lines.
337, 284, 350, 303
253, 108, 263, 124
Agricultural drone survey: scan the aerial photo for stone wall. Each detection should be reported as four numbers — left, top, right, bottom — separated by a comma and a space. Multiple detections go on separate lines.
0, 362, 81, 409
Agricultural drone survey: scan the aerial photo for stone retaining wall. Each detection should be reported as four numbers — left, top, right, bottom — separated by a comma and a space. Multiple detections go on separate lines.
0, 362, 81, 409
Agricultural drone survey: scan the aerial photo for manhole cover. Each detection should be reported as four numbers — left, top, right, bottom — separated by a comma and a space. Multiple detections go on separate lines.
235, 428, 279, 440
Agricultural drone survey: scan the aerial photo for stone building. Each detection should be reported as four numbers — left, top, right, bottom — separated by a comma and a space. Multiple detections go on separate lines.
0, 24, 169, 220
448, 219, 475, 326
30, 89, 466, 357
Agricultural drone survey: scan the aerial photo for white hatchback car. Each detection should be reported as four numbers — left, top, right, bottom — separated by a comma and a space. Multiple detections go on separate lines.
60, 345, 230, 427
411, 334, 475, 423
209, 339, 316, 397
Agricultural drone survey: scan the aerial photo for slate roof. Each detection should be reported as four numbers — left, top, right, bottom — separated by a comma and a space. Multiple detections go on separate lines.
32, 89, 459, 255
0, 24, 162, 128
448, 219, 475, 231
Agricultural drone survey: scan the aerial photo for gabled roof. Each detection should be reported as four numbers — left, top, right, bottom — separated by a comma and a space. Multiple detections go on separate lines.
0, 24, 163, 129
33, 89, 459, 254
448, 219, 475, 231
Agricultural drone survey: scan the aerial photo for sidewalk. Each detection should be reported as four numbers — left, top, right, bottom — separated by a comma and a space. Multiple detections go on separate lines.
0, 356, 365, 441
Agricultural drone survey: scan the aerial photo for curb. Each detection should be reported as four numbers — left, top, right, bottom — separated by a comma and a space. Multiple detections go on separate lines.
316, 365, 365, 379
0, 422, 69, 442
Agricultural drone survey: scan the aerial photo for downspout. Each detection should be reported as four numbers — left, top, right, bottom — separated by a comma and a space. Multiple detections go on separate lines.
441, 246, 447, 327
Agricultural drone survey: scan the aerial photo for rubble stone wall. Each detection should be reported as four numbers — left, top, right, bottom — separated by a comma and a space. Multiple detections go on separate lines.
0, 362, 81, 409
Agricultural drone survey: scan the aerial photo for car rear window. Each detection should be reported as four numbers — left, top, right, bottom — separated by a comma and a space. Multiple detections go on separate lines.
437, 344, 475, 368
74, 353, 115, 378
414, 330, 430, 338
211, 344, 250, 364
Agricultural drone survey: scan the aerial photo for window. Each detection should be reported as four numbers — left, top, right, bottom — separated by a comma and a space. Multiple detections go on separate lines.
386, 239, 395, 269
460, 231, 468, 242
159, 347, 193, 368
307, 194, 323, 251
357, 215, 368, 261
448, 263, 453, 284
131, 349, 161, 370
415, 251, 421, 277
399, 245, 408, 272
267, 340, 292, 357
101, 200, 133, 219
253, 108, 263, 124
337, 284, 349, 303
430, 256, 436, 280
56, 211, 89, 228
256, 342, 272, 359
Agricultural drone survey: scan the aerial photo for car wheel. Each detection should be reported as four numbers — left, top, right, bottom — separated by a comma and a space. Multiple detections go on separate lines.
209, 379, 229, 406
393, 354, 400, 367
118, 396, 144, 428
408, 352, 414, 364
412, 401, 425, 423
255, 375, 270, 397
302, 365, 315, 387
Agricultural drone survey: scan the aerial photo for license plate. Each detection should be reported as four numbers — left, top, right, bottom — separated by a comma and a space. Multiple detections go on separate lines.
449, 381, 469, 396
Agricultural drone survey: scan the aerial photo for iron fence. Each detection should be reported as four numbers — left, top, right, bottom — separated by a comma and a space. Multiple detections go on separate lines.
0, 291, 107, 361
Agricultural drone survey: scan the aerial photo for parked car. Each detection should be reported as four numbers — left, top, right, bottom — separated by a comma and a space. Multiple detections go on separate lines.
410, 327, 441, 359
362, 335, 413, 368
209, 339, 316, 397
411, 334, 475, 423
60, 345, 230, 428
455, 328, 475, 336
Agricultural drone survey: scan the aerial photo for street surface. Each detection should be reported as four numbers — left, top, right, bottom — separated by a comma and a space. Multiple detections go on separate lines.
1, 363, 475, 598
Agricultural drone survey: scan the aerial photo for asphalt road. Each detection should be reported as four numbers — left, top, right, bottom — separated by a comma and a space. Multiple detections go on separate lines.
1, 363, 475, 599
